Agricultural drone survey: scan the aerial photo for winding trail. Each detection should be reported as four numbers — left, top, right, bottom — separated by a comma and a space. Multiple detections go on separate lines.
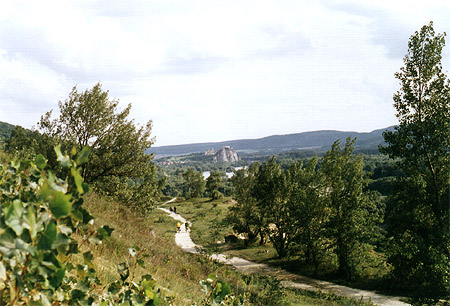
158, 201, 409, 306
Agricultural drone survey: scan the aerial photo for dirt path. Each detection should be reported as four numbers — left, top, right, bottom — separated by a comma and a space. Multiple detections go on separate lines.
157, 203, 409, 306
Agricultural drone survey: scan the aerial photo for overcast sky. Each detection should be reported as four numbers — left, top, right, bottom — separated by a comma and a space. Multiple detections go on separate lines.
1, 1, 450, 146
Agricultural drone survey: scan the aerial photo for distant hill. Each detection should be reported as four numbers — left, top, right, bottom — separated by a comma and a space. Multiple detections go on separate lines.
0, 121, 17, 139
148, 126, 395, 157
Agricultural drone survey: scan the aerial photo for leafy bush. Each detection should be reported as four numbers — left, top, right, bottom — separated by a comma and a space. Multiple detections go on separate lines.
0, 145, 244, 305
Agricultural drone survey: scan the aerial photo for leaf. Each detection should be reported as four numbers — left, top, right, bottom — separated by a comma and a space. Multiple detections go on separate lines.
97, 225, 114, 238
80, 207, 94, 224
216, 280, 231, 300
35, 154, 48, 170
49, 268, 65, 289
39, 183, 52, 201
50, 191, 72, 219
0, 228, 16, 253
58, 224, 73, 236
15, 238, 36, 255
71, 168, 84, 194
76, 146, 91, 165
38, 221, 57, 250
82, 182, 89, 193
71, 289, 85, 301
55, 145, 72, 168
142, 279, 157, 298
207, 273, 217, 282
5, 199, 24, 236
53, 233, 71, 251
23, 207, 37, 240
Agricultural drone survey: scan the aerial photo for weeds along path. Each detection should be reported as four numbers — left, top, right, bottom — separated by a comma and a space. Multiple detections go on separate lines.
157, 202, 409, 306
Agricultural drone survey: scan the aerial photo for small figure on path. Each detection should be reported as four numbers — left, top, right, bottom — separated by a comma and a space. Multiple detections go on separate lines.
169, 207, 173, 213
185, 221, 190, 232
176, 222, 181, 233
173, 206, 177, 214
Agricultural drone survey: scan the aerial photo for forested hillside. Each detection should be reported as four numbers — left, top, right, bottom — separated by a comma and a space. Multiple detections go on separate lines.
149, 126, 394, 157
0, 121, 16, 139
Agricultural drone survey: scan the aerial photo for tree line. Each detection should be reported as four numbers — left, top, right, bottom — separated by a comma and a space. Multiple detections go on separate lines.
227, 138, 382, 281
227, 22, 449, 301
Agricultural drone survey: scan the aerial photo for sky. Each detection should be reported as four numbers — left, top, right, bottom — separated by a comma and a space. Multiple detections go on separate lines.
1, 1, 450, 146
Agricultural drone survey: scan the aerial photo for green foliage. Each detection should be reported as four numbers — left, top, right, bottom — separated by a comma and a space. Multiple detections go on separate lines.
321, 138, 382, 280
252, 156, 292, 258
37, 83, 160, 211
286, 157, 329, 276
182, 168, 206, 199
226, 164, 263, 245
206, 171, 224, 200
5, 126, 57, 170
0, 148, 247, 305
0, 121, 16, 140
0, 146, 117, 304
225, 139, 385, 281
380, 22, 450, 300
194, 274, 247, 306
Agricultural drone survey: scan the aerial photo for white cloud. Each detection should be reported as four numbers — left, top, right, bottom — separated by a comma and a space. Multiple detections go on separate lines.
1, 0, 449, 145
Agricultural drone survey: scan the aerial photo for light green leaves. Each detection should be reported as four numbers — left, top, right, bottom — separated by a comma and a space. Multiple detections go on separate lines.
35, 154, 48, 170
5, 200, 24, 236
71, 168, 84, 194
50, 192, 72, 219
76, 146, 91, 165
23, 207, 37, 239
0, 145, 168, 305
55, 145, 72, 168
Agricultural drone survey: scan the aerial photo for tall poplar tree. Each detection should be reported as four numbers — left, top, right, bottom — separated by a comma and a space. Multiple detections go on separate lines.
380, 22, 450, 299
321, 138, 378, 280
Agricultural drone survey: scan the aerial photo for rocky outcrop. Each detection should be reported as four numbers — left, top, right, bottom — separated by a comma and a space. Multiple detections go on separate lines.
213, 146, 240, 163
204, 149, 216, 156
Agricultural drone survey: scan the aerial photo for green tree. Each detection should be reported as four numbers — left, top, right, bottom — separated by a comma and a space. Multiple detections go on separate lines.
253, 157, 296, 258
227, 163, 265, 245
321, 138, 380, 280
5, 126, 57, 168
38, 83, 160, 211
182, 168, 206, 198
380, 22, 450, 299
287, 157, 329, 276
206, 170, 224, 200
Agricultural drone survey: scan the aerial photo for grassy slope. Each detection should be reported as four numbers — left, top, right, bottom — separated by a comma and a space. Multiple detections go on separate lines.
83, 194, 374, 306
